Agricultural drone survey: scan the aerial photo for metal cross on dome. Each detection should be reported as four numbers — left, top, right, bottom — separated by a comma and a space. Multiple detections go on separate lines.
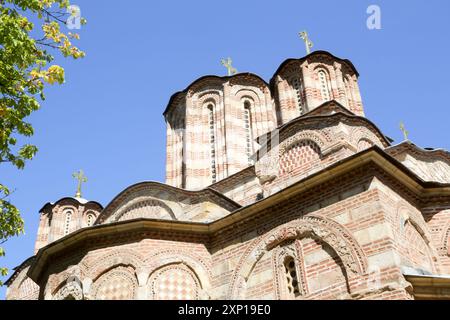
400, 122, 409, 141
299, 31, 313, 55
221, 57, 238, 76
72, 169, 87, 198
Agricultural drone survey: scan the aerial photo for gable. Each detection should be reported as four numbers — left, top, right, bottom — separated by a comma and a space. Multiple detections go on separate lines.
97, 182, 240, 224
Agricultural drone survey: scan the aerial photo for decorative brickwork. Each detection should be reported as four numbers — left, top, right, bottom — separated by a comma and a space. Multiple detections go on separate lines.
53, 279, 83, 300
145, 249, 212, 293
165, 73, 276, 190
97, 182, 240, 224
228, 215, 367, 299
87, 248, 145, 281
386, 142, 450, 184
92, 266, 137, 300
272, 240, 308, 299
5, 264, 39, 300
279, 140, 321, 177
254, 110, 389, 196
148, 264, 201, 300
34, 198, 102, 253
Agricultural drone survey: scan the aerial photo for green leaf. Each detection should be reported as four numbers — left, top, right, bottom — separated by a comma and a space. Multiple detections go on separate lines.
0, 267, 8, 277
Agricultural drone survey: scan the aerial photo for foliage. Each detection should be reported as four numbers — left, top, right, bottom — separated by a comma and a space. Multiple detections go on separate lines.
0, 0, 86, 285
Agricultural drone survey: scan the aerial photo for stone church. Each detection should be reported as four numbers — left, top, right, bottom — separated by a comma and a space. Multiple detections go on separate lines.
5, 50, 450, 300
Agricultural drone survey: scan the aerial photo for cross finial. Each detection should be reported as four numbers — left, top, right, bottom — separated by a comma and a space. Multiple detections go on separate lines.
400, 122, 409, 141
72, 169, 87, 198
221, 57, 237, 76
299, 31, 313, 55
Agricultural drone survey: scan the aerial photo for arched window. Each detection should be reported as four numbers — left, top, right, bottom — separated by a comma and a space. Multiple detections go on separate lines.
291, 77, 305, 115
207, 104, 217, 183
284, 256, 300, 297
317, 69, 331, 102
86, 212, 96, 227
63, 209, 73, 235
243, 101, 254, 165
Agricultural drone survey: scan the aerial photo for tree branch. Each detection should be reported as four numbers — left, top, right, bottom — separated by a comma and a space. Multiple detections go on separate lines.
35, 41, 60, 50
42, 8, 68, 25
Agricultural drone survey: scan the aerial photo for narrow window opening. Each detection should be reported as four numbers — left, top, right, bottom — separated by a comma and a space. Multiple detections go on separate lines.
318, 70, 331, 102
64, 210, 73, 235
86, 213, 95, 227
244, 101, 254, 165
284, 256, 300, 297
208, 104, 217, 183
291, 78, 304, 115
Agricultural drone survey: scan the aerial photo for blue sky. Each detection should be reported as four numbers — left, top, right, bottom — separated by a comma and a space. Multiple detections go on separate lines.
1, 0, 450, 298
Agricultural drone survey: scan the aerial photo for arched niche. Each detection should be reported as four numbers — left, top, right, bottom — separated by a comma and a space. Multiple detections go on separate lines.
144, 250, 212, 295
228, 215, 367, 299
106, 197, 178, 223
86, 249, 145, 281
91, 265, 138, 300
147, 263, 202, 300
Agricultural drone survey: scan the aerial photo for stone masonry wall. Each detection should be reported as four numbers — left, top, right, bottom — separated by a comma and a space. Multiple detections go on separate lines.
29, 164, 446, 300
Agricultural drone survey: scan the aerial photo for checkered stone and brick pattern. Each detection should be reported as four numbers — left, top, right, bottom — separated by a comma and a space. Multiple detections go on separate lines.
279, 140, 321, 176
149, 264, 200, 300
93, 266, 137, 300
